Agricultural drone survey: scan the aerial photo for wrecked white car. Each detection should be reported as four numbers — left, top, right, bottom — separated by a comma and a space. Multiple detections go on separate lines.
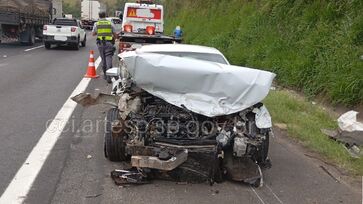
72, 44, 276, 187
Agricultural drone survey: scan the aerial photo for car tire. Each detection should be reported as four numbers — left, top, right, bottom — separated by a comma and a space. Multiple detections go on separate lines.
104, 108, 127, 162
258, 132, 269, 163
73, 38, 80, 50
45, 42, 51, 49
81, 35, 86, 47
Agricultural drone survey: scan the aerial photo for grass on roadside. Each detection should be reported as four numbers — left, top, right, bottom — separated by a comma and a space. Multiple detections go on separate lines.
264, 89, 363, 175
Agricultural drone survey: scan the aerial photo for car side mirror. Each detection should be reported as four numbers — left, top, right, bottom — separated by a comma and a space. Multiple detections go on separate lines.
106, 67, 120, 77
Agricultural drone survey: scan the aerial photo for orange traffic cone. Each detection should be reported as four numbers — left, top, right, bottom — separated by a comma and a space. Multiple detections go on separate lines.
84, 50, 99, 78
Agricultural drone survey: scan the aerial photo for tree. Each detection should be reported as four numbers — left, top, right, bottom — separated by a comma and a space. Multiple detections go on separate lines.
63, 1, 81, 18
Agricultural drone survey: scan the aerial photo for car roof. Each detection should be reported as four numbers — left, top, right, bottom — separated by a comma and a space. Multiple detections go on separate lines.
138, 44, 224, 55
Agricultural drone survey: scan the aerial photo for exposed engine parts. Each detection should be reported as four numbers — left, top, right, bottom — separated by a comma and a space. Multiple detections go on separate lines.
72, 89, 272, 187
108, 91, 271, 187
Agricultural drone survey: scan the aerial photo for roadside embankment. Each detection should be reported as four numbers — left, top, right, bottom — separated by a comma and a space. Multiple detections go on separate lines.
165, 0, 363, 106
165, 0, 363, 175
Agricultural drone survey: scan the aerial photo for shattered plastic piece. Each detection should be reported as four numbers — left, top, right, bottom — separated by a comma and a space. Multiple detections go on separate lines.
110, 168, 149, 185
71, 93, 119, 107
253, 105, 272, 129
337, 111, 363, 132
87, 155, 92, 159
121, 51, 276, 117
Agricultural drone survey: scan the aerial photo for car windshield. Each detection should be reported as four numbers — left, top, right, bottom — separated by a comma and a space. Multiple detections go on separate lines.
53, 19, 77, 26
153, 52, 229, 64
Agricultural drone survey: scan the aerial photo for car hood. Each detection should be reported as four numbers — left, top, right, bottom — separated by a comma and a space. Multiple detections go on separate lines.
121, 51, 276, 117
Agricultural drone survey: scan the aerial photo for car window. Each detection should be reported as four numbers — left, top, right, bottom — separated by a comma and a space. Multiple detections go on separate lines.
53, 19, 77, 26
153, 52, 229, 65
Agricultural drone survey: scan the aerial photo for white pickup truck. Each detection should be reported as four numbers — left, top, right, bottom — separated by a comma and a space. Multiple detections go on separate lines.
43, 18, 87, 50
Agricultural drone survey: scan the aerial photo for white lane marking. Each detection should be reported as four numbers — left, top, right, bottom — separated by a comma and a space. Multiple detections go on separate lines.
250, 186, 266, 204
0, 63, 8, 67
24, 45, 44, 52
0, 57, 101, 204
265, 184, 284, 204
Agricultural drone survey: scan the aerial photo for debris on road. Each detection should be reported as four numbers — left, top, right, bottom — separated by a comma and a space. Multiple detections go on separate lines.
87, 155, 92, 159
321, 128, 362, 158
85, 193, 102, 198
111, 168, 149, 185
321, 111, 363, 158
337, 111, 363, 132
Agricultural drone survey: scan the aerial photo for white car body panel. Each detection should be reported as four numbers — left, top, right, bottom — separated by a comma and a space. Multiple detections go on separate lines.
120, 46, 276, 117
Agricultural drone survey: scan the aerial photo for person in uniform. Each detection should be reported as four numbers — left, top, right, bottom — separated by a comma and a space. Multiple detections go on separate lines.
92, 11, 118, 83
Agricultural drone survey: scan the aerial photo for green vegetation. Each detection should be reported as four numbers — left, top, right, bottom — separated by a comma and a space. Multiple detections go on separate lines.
264, 89, 363, 175
165, 0, 363, 106
63, 1, 81, 18
63, 0, 128, 17
164, 0, 363, 174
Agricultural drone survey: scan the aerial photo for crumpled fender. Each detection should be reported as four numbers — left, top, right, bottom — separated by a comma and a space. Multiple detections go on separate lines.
253, 105, 272, 129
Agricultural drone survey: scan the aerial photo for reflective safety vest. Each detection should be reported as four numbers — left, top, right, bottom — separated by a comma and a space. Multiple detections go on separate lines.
96, 20, 113, 41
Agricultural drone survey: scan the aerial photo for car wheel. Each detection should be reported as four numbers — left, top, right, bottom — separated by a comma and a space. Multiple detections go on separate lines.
81, 35, 86, 47
104, 108, 127, 161
257, 132, 269, 164
73, 38, 80, 50
44, 42, 51, 49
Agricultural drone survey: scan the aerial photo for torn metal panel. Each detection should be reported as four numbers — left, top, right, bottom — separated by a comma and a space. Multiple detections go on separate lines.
120, 51, 276, 117
131, 150, 188, 171
71, 93, 120, 107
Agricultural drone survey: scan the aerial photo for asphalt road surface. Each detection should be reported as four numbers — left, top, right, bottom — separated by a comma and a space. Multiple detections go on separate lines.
0, 36, 361, 204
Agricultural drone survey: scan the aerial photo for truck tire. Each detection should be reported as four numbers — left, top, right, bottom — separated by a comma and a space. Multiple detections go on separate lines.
81, 35, 86, 47
44, 42, 51, 49
29, 28, 35, 46
104, 108, 127, 162
20, 27, 35, 45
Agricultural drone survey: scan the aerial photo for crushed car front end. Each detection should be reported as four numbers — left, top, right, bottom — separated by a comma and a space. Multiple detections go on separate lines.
72, 44, 276, 187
